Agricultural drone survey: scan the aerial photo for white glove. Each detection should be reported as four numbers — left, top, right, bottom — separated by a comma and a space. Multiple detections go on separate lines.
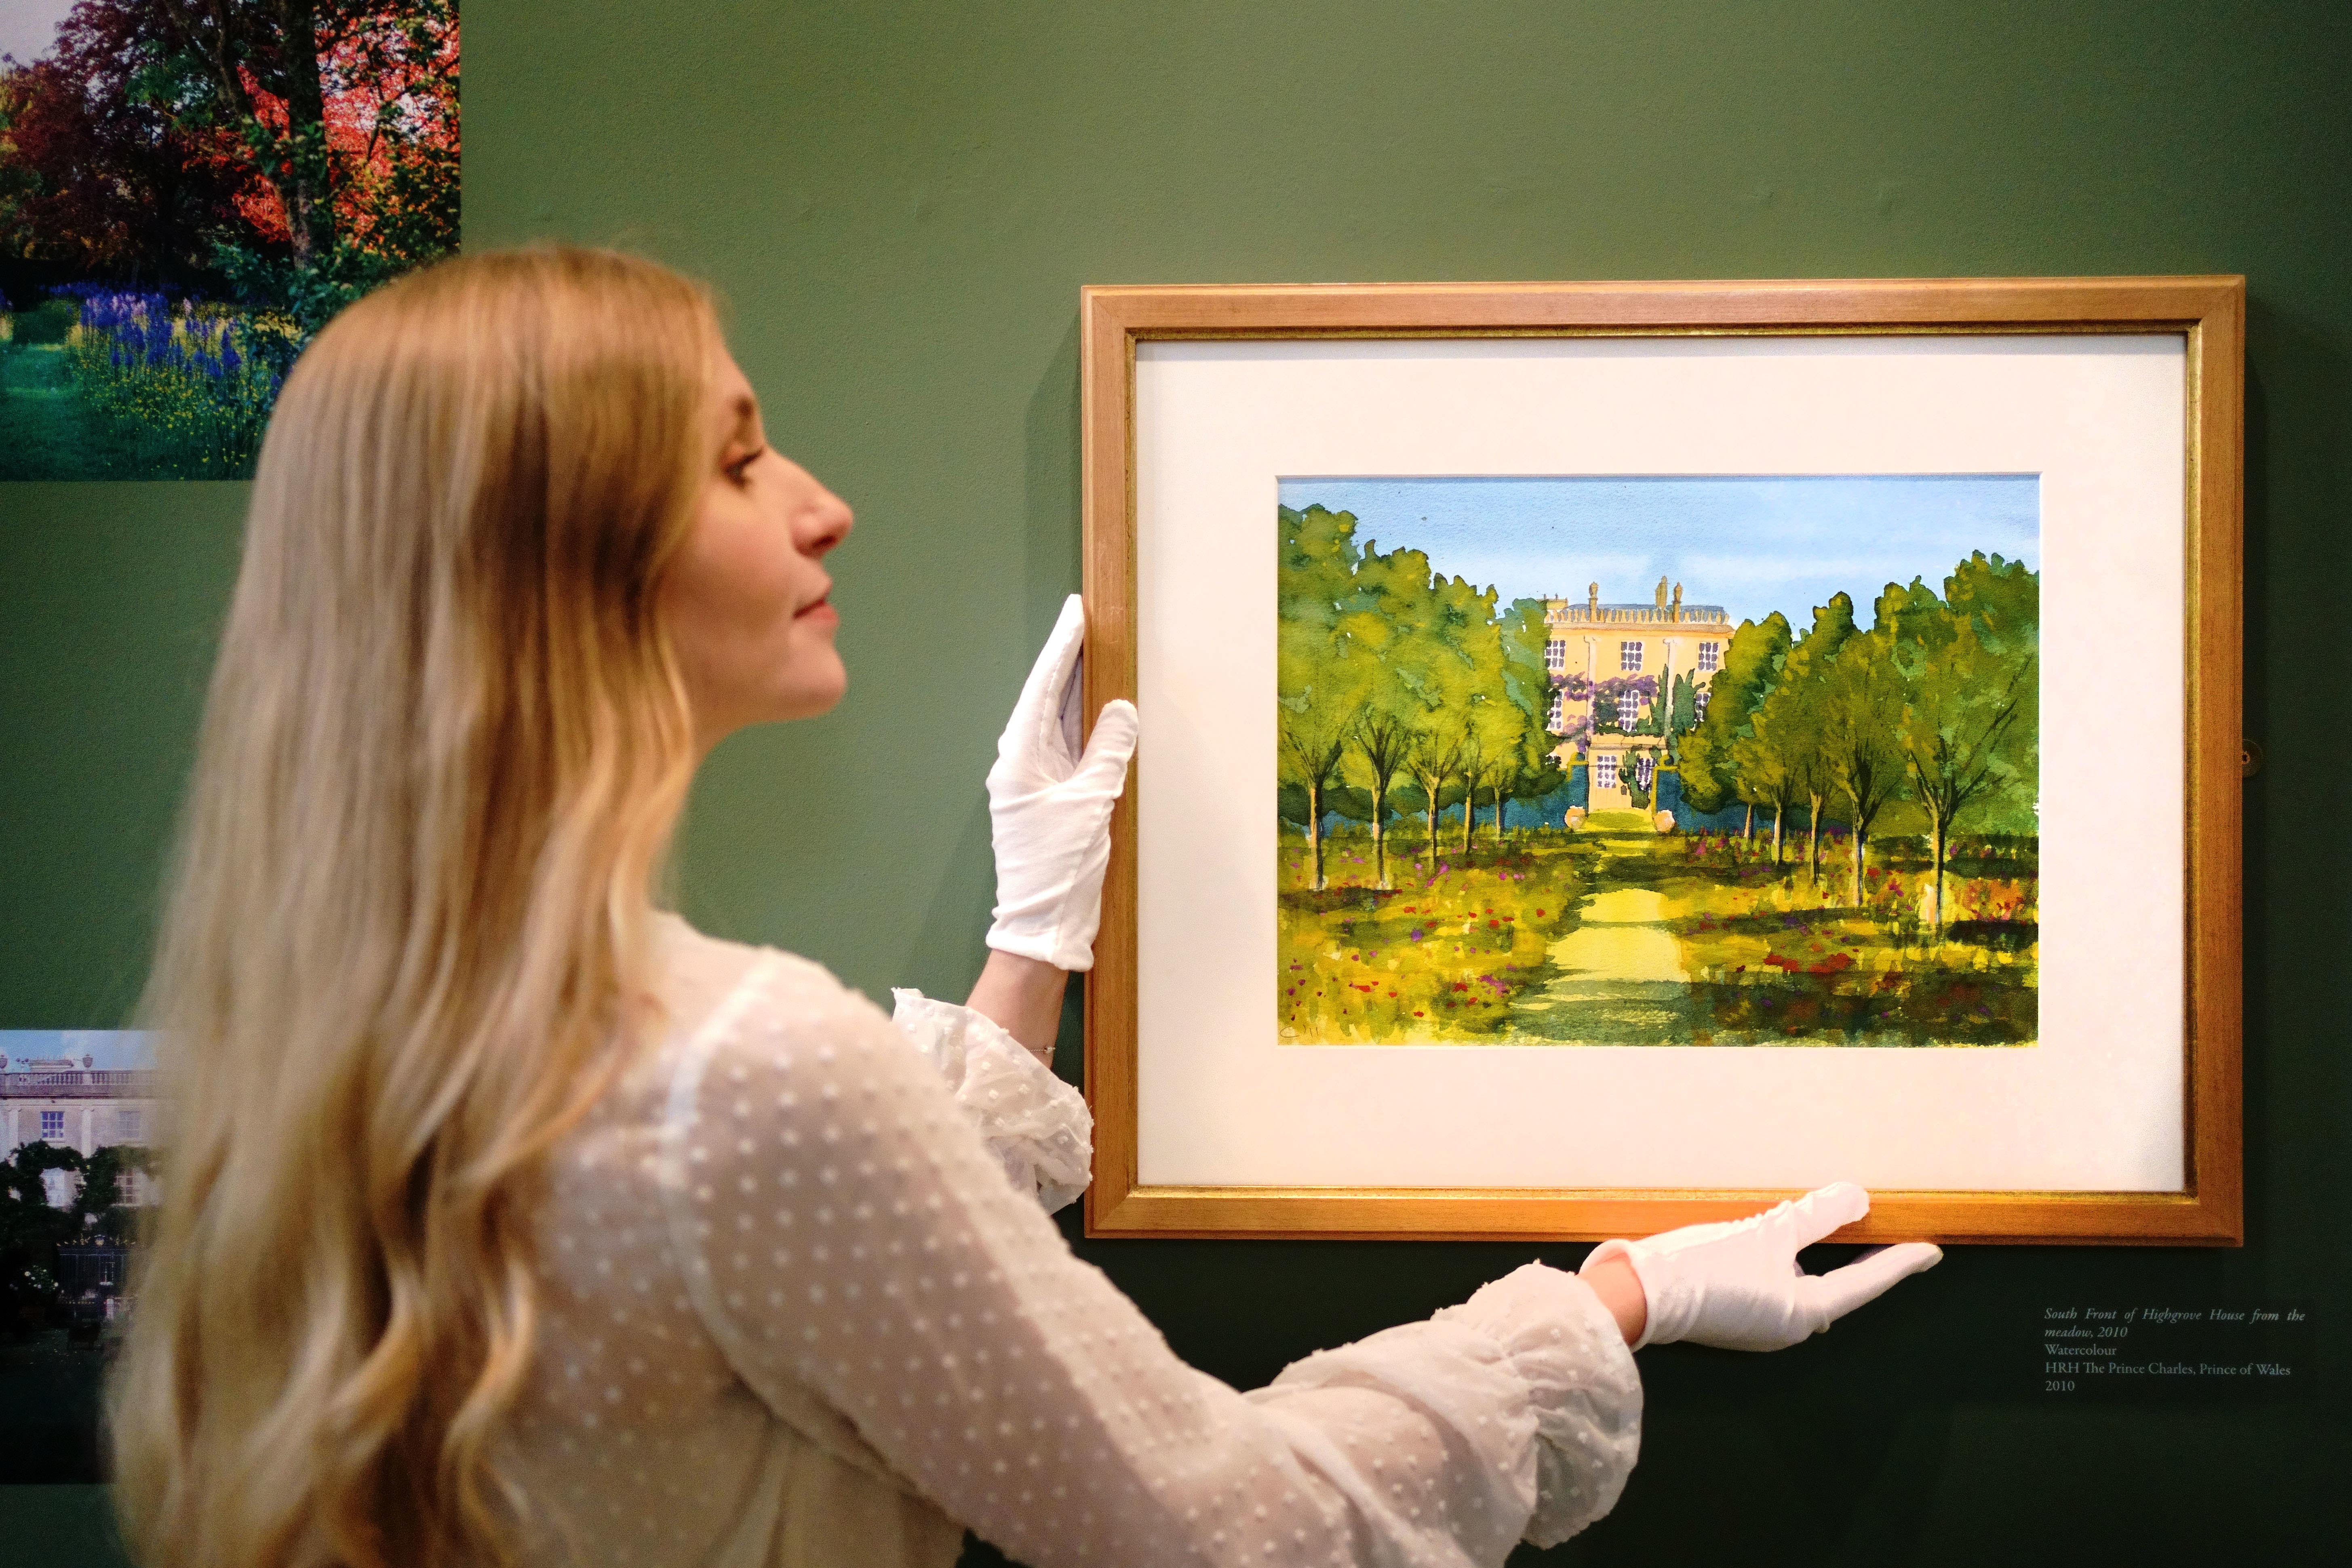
1581, 1182, 1942, 1351
984, 594, 1139, 972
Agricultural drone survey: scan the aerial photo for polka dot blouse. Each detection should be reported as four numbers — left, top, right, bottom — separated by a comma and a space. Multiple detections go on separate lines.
502, 915, 1642, 1568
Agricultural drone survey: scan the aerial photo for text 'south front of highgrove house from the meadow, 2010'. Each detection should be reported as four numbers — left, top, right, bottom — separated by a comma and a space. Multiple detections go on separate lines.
1544, 577, 1735, 811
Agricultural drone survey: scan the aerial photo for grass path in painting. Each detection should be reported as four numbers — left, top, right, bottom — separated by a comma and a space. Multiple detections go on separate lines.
1509, 814, 1696, 1042
0, 325, 147, 481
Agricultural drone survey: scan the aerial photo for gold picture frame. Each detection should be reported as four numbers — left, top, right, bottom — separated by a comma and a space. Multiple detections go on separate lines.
1080, 278, 2244, 1246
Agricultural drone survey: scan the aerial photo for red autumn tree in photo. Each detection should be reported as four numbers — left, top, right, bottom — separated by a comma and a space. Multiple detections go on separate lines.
0, 0, 458, 321
0, 4, 259, 289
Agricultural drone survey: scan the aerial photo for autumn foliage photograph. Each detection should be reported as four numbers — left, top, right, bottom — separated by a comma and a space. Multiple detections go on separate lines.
0, 1, 458, 479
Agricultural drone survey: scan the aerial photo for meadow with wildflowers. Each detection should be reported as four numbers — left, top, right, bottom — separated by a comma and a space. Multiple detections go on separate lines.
40, 287, 296, 478
1279, 814, 2038, 1047
1645, 822, 2035, 1045
1278, 827, 1591, 1042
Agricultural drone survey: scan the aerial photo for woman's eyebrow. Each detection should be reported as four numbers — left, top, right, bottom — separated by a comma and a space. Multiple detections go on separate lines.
727, 394, 762, 448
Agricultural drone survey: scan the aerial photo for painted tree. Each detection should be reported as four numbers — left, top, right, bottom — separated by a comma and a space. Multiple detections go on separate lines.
1341, 541, 1445, 889
1278, 504, 1377, 889
1756, 594, 1857, 880
1490, 599, 1559, 839
1729, 704, 1800, 863
1940, 549, 2042, 818
1884, 556, 2040, 930
1404, 572, 1506, 851
1664, 670, 1701, 743
1403, 722, 1465, 872
1677, 612, 1792, 838
1817, 624, 1909, 904
1460, 687, 1533, 844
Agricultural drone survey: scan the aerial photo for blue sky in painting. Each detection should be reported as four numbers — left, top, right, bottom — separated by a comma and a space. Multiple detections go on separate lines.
1276, 475, 2040, 630
0, 1029, 156, 1070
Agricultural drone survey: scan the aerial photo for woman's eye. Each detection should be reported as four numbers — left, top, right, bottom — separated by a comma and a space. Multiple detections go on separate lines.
727, 450, 762, 485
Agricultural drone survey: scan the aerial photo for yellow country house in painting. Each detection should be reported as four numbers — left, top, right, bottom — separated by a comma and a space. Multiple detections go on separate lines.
1545, 577, 1736, 811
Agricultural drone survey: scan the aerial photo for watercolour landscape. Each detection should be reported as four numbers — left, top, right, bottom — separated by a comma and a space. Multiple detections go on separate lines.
1277, 475, 2041, 1048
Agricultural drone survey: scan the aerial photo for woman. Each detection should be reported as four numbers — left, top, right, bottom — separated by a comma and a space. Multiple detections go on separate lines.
110, 248, 1939, 1568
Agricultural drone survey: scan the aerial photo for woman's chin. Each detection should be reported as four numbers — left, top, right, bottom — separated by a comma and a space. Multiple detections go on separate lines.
776, 658, 848, 720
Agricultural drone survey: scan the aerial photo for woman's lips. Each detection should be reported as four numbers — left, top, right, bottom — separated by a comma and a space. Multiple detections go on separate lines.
795, 594, 837, 623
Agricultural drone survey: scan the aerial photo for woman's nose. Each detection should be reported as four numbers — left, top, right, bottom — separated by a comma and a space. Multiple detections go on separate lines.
800, 489, 853, 556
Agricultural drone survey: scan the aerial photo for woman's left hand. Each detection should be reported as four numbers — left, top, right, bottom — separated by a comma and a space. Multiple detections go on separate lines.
1580, 1182, 1942, 1351
983, 595, 1138, 972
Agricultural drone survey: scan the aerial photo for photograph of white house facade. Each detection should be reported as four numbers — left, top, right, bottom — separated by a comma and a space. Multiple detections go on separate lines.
1, 1049, 157, 1205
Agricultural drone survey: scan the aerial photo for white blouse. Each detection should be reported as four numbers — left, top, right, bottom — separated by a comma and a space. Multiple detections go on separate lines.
503, 916, 1642, 1568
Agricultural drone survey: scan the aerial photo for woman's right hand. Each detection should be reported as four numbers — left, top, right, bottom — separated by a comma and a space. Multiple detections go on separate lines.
983, 594, 1138, 973
1580, 1182, 1941, 1351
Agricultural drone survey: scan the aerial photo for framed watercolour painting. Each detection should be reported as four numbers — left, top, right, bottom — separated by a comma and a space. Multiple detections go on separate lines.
1078, 277, 2243, 1246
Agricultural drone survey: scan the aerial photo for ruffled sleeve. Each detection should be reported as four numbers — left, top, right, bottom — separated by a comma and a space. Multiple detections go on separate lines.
1437, 1264, 1644, 1544
1247, 1262, 1640, 1548
665, 952, 1646, 1566
890, 988, 1091, 1213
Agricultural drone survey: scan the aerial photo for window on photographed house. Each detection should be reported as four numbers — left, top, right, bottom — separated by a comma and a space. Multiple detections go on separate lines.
1545, 638, 1566, 671
1620, 641, 1643, 671
1697, 640, 1721, 672
1634, 753, 1656, 789
112, 1107, 144, 1142
1594, 753, 1619, 790
1546, 688, 1563, 728
1694, 687, 1711, 721
40, 1109, 65, 1140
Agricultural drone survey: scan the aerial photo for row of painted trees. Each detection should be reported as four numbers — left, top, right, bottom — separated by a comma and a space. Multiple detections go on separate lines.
1678, 551, 2039, 929
1279, 504, 1562, 891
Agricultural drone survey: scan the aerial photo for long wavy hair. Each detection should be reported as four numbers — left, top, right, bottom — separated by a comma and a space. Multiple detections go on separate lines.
110, 247, 722, 1568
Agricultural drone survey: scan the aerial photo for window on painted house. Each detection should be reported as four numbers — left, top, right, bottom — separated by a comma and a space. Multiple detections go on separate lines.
1634, 753, 1655, 789
40, 1109, 65, 1140
1697, 640, 1721, 672
1619, 641, 1643, 671
1545, 638, 1566, 671
1594, 753, 1619, 790
1547, 688, 1564, 728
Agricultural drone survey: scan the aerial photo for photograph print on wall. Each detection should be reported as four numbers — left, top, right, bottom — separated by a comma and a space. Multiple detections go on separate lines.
0, 0, 459, 480
1276, 475, 2040, 1049
0, 1029, 158, 1479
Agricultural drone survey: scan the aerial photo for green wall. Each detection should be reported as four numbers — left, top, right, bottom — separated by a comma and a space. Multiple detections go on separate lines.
4, 1, 2344, 1559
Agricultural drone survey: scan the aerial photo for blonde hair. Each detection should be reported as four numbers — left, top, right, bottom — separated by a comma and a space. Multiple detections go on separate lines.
110, 248, 723, 1568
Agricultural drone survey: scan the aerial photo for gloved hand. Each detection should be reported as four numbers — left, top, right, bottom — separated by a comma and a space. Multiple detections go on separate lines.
984, 594, 1139, 972
1581, 1181, 1941, 1351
